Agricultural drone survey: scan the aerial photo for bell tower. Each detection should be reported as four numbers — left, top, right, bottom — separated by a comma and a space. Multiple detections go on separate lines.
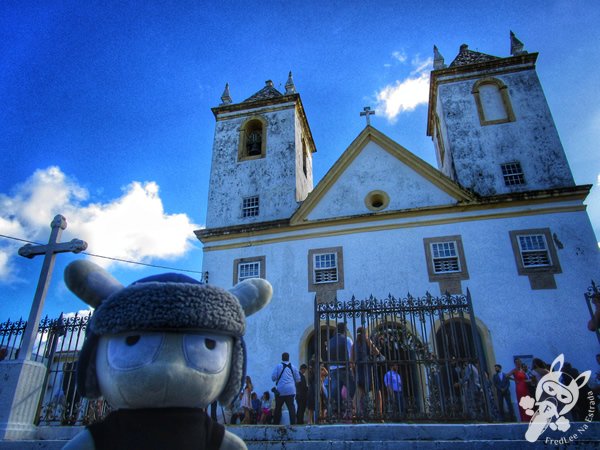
427, 33, 575, 196
205, 73, 316, 229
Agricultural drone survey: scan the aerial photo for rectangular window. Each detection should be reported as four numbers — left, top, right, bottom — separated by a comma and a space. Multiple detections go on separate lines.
314, 253, 338, 284
430, 241, 461, 273
501, 162, 525, 186
517, 234, 551, 267
242, 196, 259, 218
233, 256, 266, 285
238, 261, 261, 282
423, 236, 468, 295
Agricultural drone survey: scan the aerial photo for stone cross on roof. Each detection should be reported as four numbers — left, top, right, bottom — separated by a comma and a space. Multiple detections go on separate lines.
360, 106, 375, 126
17, 215, 87, 361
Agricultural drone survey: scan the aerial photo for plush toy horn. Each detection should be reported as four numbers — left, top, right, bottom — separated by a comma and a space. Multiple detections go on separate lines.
64, 260, 124, 308
229, 278, 272, 317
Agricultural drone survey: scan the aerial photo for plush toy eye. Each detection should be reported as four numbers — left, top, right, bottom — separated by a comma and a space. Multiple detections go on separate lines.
107, 333, 164, 370
205, 338, 216, 350
126, 335, 140, 346
183, 334, 232, 374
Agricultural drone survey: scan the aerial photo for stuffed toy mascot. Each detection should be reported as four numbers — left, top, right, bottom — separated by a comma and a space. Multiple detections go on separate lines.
62, 260, 272, 450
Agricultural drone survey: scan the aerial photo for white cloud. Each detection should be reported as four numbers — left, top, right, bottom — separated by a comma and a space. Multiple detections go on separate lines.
375, 56, 432, 123
392, 50, 407, 63
0, 167, 199, 282
410, 55, 432, 75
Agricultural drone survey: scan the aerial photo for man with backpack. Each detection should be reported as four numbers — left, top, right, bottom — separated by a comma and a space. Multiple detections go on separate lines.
271, 352, 301, 424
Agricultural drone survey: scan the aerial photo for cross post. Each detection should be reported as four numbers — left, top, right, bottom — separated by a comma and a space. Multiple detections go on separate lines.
360, 106, 375, 126
17, 215, 87, 361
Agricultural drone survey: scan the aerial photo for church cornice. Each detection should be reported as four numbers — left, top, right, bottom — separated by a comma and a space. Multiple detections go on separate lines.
427, 52, 538, 136
472, 184, 591, 206
211, 93, 300, 116
195, 184, 591, 246
195, 219, 291, 242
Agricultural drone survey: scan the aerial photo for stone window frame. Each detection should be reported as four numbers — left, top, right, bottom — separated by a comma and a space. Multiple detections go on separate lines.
238, 116, 267, 162
472, 77, 516, 126
501, 161, 526, 186
423, 235, 469, 294
241, 195, 259, 218
308, 247, 344, 293
509, 228, 561, 290
233, 256, 266, 285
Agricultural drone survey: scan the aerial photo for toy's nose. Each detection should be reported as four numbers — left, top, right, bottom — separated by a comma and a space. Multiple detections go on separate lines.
117, 335, 197, 406
156, 333, 188, 362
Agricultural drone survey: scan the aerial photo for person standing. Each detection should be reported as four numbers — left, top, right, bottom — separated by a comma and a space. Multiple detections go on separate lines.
295, 364, 308, 424
241, 375, 253, 424
384, 364, 403, 417
326, 322, 354, 415
493, 364, 514, 421
352, 327, 382, 418
508, 358, 529, 422
271, 352, 301, 425
459, 362, 481, 419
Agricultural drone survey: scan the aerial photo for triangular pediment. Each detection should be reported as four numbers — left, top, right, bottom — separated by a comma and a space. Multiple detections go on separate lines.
449, 44, 499, 67
291, 126, 475, 225
243, 81, 283, 103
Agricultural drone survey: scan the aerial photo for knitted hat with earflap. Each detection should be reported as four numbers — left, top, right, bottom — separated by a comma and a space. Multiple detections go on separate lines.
65, 260, 272, 406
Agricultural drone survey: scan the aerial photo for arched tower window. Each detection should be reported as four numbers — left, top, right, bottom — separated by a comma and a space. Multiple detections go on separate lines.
238, 117, 267, 161
472, 78, 515, 125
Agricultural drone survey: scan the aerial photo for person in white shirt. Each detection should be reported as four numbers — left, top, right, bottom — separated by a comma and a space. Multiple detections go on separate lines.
271, 352, 301, 424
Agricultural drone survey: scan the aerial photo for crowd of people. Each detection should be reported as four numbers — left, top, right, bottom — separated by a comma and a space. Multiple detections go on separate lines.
221, 323, 411, 425
213, 329, 600, 426
226, 353, 307, 425
492, 354, 600, 423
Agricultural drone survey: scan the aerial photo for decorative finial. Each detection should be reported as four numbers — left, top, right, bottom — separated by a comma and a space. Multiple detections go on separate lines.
285, 71, 296, 95
433, 45, 446, 70
510, 31, 527, 56
265, 80, 274, 87
220, 83, 232, 105
459, 43, 469, 53
360, 106, 375, 126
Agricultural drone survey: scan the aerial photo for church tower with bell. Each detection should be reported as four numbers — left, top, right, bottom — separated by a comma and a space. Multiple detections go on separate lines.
196, 34, 598, 400
205, 74, 316, 229
427, 32, 575, 196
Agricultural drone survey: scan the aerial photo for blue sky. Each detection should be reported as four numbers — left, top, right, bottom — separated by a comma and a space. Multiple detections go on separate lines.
1, 1, 599, 321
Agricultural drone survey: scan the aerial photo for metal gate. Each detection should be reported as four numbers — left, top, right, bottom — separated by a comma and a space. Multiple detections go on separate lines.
313, 289, 492, 423
0, 313, 109, 426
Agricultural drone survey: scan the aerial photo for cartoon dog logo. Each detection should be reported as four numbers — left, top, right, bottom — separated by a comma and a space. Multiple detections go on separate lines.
522, 354, 590, 443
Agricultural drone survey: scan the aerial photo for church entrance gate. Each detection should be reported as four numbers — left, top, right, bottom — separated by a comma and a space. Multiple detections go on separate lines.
313, 289, 492, 423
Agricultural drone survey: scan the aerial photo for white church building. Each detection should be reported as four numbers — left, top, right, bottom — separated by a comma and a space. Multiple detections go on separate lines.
195, 34, 599, 395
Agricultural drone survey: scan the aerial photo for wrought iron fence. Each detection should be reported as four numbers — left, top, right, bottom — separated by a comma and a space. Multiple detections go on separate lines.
0, 312, 110, 426
313, 290, 493, 424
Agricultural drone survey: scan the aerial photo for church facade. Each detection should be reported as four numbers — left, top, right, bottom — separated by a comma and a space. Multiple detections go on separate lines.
195, 35, 599, 395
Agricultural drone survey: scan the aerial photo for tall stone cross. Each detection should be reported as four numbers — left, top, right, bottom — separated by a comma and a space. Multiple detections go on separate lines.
360, 106, 375, 126
17, 215, 87, 361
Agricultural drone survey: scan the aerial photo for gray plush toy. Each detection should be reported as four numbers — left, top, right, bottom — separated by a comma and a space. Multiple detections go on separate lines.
62, 260, 272, 450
